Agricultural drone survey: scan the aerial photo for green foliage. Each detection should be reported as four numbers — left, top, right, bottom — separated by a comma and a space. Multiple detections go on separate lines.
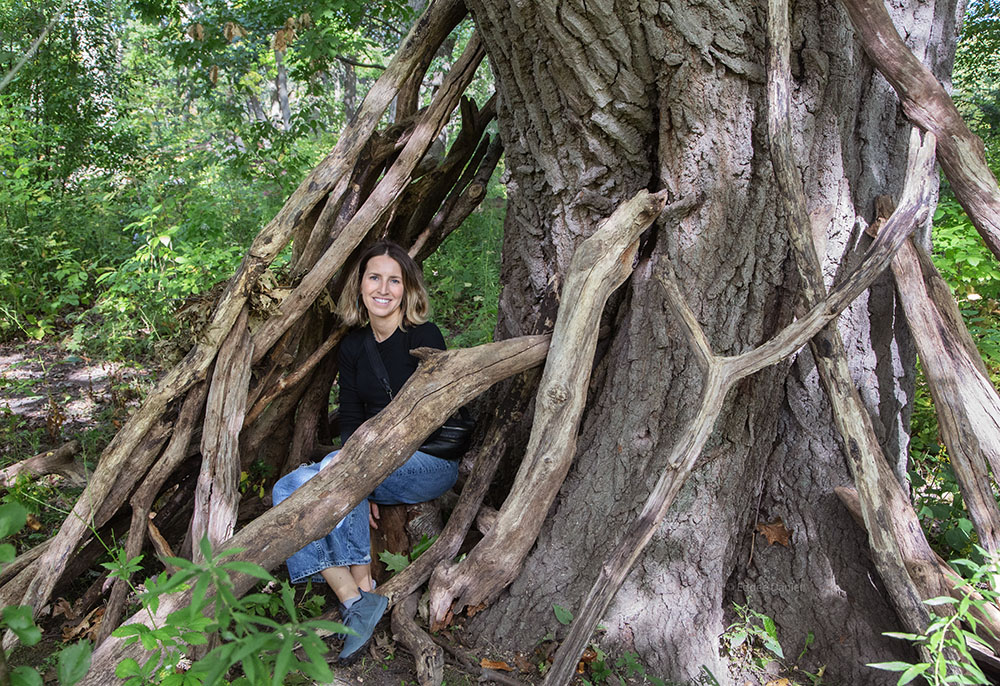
377, 534, 438, 575
108, 537, 346, 685
552, 603, 574, 626
424, 192, 504, 347
869, 551, 999, 685
0, 501, 93, 686
721, 604, 825, 686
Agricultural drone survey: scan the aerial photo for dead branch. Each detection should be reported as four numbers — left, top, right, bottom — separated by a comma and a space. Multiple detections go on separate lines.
428, 188, 670, 627
541, 128, 939, 686
96, 381, 208, 646
890, 236, 1000, 555
244, 327, 347, 428
0, 0, 468, 631
766, 0, 942, 646
392, 592, 444, 686
249, 32, 486, 361
837, 0, 1000, 259
0, 440, 84, 488
376, 367, 542, 606
81, 335, 550, 684
836, 486, 1000, 654
190, 307, 253, 561
411, 135, 504, 264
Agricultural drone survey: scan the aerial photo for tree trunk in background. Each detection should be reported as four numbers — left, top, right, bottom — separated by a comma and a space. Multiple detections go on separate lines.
465, 0, 962, 681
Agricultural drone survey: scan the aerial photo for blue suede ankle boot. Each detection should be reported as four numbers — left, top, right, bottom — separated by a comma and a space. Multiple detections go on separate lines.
338, 589, 388, 664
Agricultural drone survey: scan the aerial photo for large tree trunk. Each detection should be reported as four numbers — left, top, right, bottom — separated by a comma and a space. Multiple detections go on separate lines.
463, 0, 961, 681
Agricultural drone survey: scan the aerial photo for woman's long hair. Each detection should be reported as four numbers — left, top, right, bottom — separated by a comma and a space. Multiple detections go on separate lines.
337, 240, 430, 328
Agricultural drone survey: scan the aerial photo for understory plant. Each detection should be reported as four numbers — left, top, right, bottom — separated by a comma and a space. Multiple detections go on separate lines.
108, 537, 348, 686
869, 551, 999, 685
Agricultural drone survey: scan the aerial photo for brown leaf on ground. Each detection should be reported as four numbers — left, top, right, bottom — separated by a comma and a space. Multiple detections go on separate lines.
25, 513, 42, 531
466, 601, 488, 617
52, 598, 77, 621
513, 652, 535, 673
756, 517, 792, 546
62, 606, 103, 642
481, 659, 514, 672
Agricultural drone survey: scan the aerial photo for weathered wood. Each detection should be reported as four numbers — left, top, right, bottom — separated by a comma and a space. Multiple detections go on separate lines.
391, 95, 497, 249
249, 33, 486, 361
97, 381, 209, 646
81, 334, 550, 684
838, 0, 1000, 260
0, 0, 467, 626
1, 415, 172, 629
191, 307, 253, 561
890, 236, 1000, 555
835, 486, 1000, 655
766, 0, 942, 647
428, 188, 670, 627
392, 592, 444, 686
0, 440, 84, 488
376, 365, 544, 607
411, 135, 504, 264
541, 129, 939, 686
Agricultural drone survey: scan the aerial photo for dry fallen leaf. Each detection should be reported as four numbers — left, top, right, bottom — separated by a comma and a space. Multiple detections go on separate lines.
481, 659, 514, 672
466, 601, 488, 617
52, 598, 77, 621
756, 517, 792, 546
513, 652, 535, 673
25, 513, 42, 531
62, 606, 103, 642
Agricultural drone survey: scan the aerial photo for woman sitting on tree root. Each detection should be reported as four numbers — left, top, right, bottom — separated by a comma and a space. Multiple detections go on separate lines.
272, 240, 458, 663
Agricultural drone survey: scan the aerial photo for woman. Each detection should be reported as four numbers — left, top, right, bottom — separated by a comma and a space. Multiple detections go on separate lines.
272, 240, 459, 663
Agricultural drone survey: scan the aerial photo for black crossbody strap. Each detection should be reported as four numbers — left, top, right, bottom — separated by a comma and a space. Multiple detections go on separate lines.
363, 332, 393, 401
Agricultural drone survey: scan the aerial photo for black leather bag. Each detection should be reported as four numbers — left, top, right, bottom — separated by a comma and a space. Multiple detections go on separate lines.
363, 333, 474, 460
418, 407, 475, 460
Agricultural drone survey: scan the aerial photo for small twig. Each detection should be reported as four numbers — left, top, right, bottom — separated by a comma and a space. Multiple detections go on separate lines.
337, 54, 387, 71
0, 0, 69, 94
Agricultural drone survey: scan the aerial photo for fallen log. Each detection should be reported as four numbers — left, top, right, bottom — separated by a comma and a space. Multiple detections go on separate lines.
0, 440, 84, 488
392, 592, 444, 686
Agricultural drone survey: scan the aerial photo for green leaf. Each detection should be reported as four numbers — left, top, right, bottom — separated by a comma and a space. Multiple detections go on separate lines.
378, 550, 410, 574
924, 596, 959, 606
220, 560, 274, 581
11, 666, 43, 686
3, 605, 42, 646
0, 502, 28, 537
115, 658, 142, 679
897, 663, 929, 684
56, 642, 93, 686
553, 603, 574, 626
0, 542, 15, 564
867, 661, 915, 672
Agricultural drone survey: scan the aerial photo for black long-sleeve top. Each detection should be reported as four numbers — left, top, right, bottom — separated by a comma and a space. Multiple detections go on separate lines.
337, 321, 446, 444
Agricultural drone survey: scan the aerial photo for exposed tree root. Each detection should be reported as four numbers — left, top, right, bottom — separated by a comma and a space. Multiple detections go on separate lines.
392, 592, 444, 686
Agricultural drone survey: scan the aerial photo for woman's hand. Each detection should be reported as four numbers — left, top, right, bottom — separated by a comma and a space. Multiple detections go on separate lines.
369, 501, 380, 529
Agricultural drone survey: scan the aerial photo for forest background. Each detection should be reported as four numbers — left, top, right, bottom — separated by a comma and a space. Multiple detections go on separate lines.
2, 0, 1000, 683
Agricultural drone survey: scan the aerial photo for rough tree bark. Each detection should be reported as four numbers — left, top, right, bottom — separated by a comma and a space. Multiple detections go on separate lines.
459, 0, 965, 681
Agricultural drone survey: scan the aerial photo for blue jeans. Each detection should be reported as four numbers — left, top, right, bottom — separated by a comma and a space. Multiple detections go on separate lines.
272, 450, 459, 583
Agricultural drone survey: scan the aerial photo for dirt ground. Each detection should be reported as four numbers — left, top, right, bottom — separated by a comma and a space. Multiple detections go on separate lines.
0, 340, 550, 686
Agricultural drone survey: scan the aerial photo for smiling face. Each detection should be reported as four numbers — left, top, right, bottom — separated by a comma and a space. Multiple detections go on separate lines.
360, 253, 405, 329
